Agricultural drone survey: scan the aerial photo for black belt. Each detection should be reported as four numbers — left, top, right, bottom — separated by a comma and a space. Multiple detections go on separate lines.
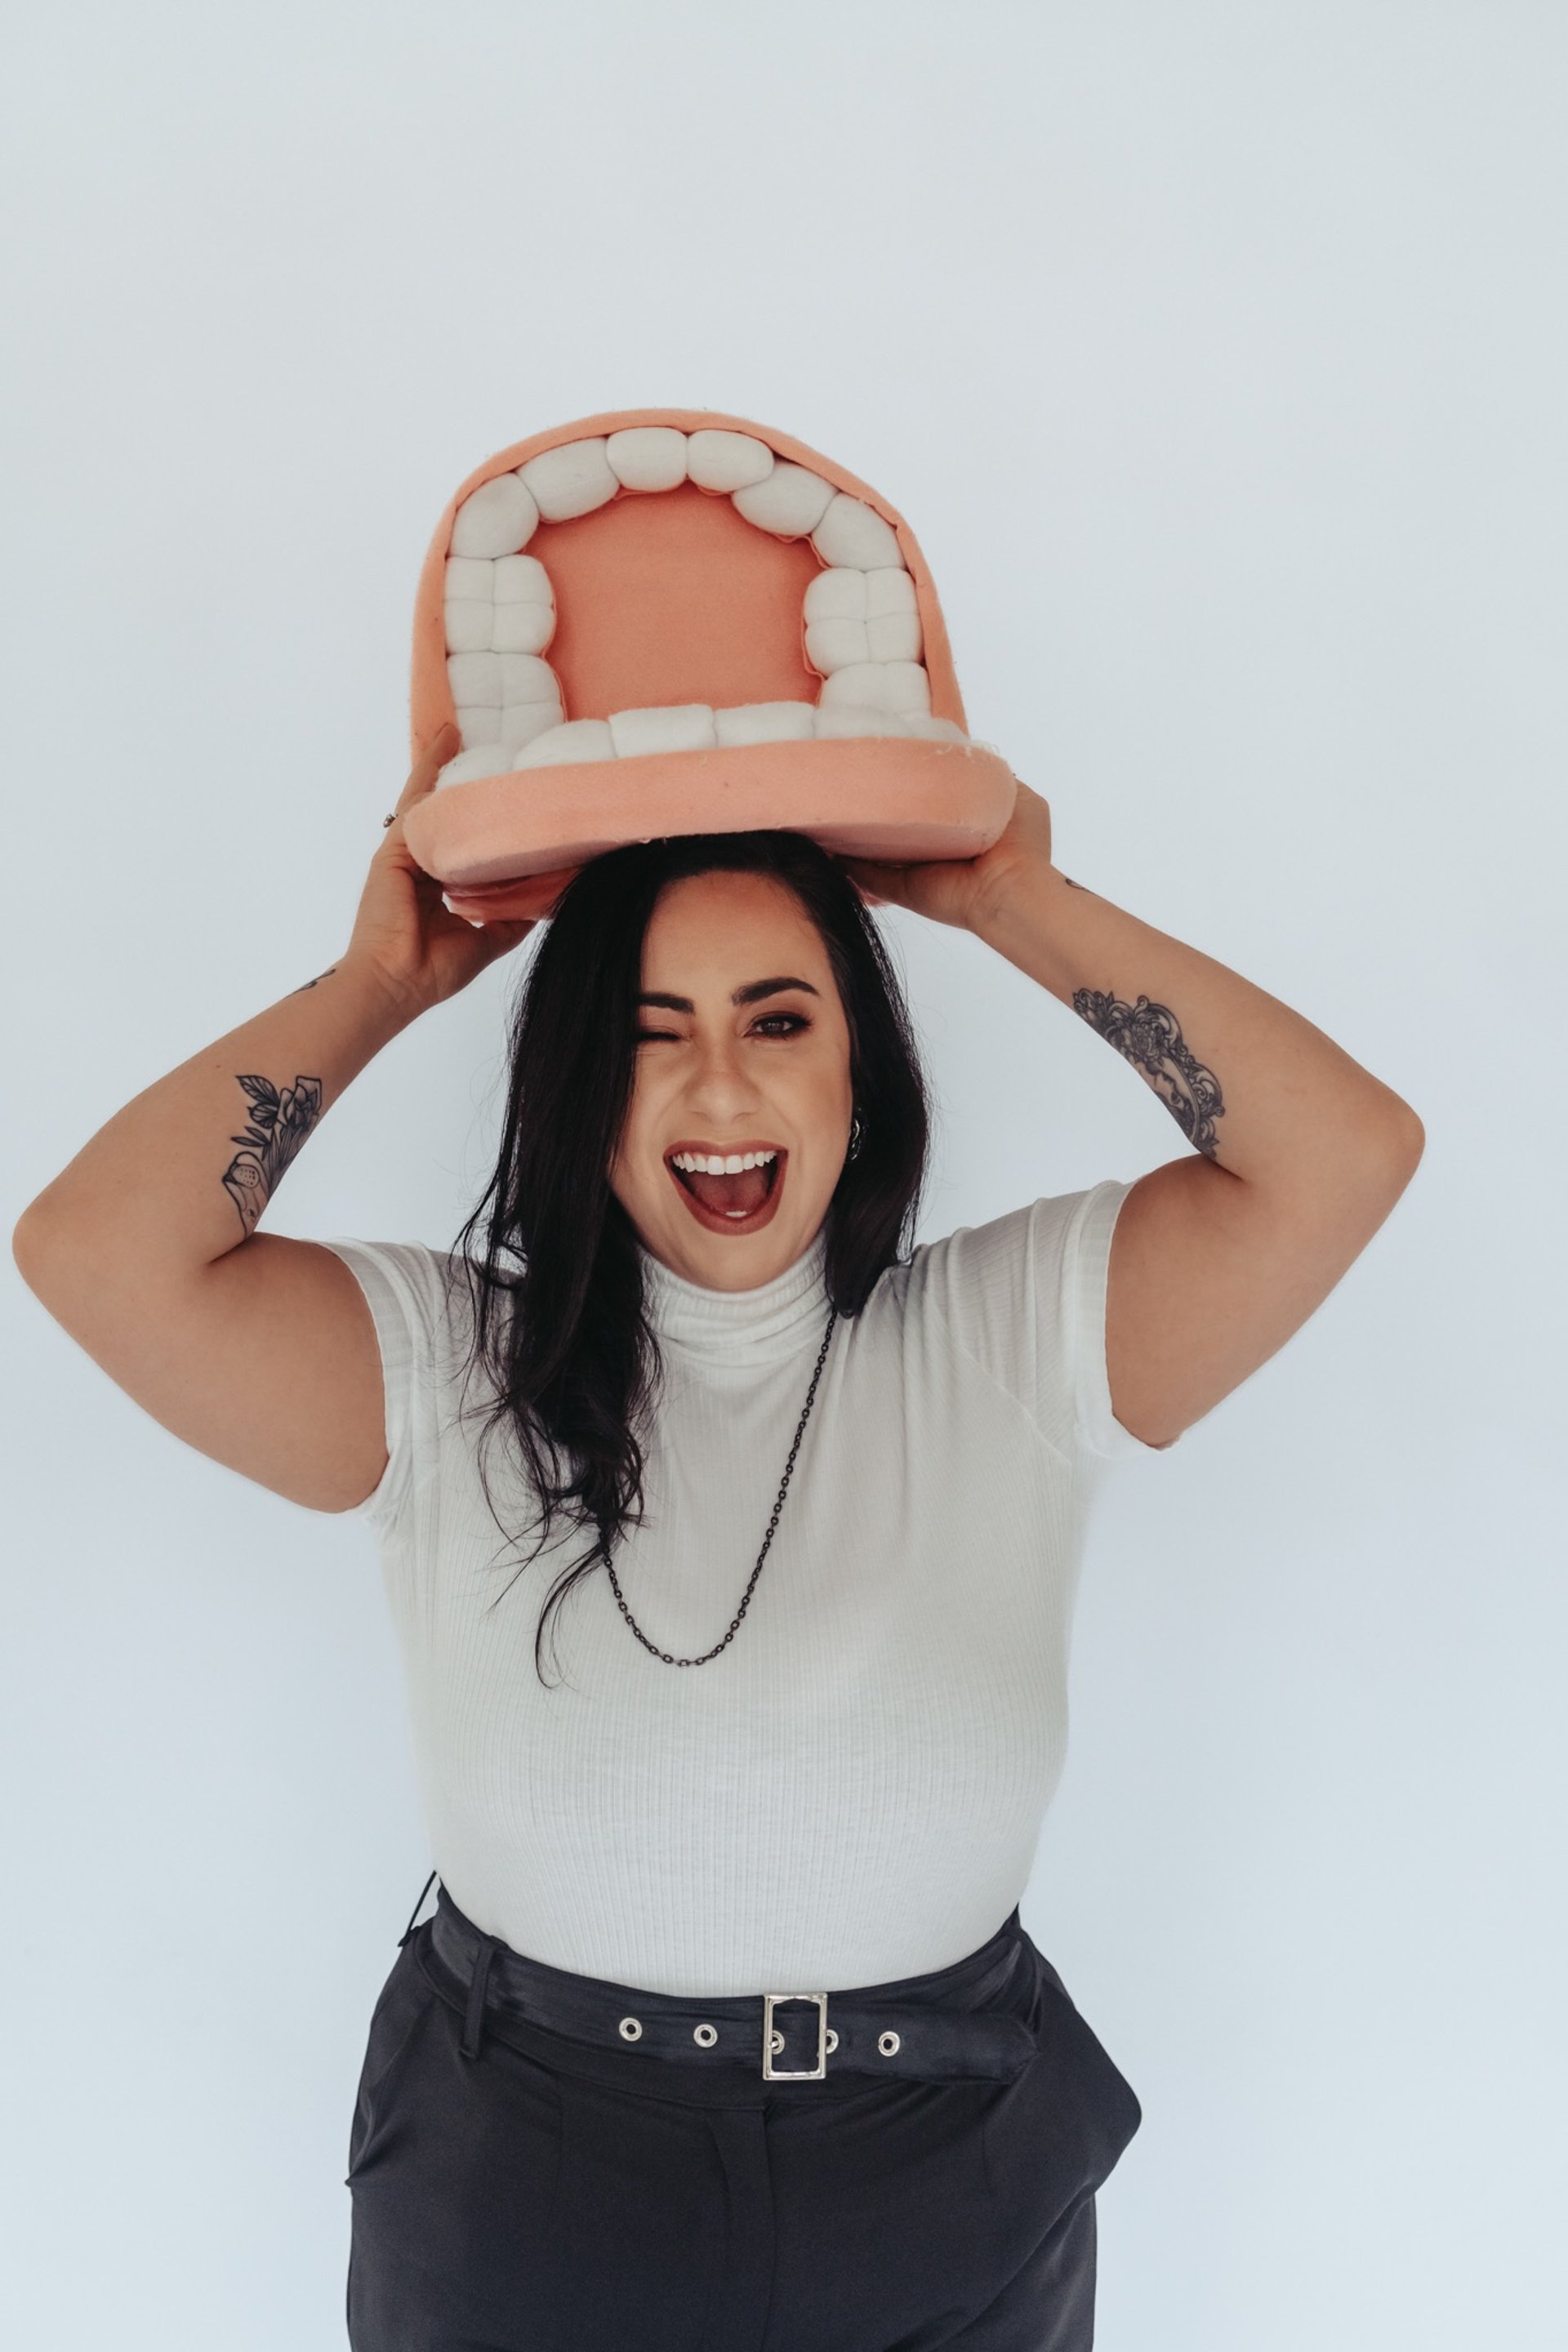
409, 1878, 1040, 2086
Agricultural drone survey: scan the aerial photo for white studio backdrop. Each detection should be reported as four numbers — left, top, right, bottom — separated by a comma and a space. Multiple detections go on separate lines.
2, 4, 1563, 2346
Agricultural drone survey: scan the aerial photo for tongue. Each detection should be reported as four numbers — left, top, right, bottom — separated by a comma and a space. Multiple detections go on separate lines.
684, 1164, 771, 1217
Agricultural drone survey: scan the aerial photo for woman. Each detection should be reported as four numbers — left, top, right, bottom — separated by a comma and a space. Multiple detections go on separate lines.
12, 724, 1424, 2349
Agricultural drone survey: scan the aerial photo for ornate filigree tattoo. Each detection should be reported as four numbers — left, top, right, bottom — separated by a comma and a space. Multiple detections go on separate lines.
222, 1074, 324, 1237
1071, 990, 1226, 1159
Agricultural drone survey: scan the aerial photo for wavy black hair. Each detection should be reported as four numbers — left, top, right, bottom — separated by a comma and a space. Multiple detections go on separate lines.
439, 827, 932, 1684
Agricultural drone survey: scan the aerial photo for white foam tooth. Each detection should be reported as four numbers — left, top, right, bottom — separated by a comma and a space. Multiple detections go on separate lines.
500, 699, 565, 751
494, 554, 553, 604
863, 568, 921, 660
453, 710, 510, 747
438, 746, 509, 786
813, 702, 916, 739
804, 568, 869, 622
491, 603, 555, 654
810, 492, 906, 571
686, 429, 775, 492
732, 461, 835, 539
818, 661, 931, 715
445, 600, 494, 654
898, 712, 968, 741
498, 653, 561, 706
882, 662, 933, 715
608, 704, 718, 756
491, 555, 556, 650
513, 719, 615, 768
713, 701, 817, 746
804, 617, 871, 675
518, 438, 619, 522
606, 427, 688, 492
864, 568, 916, 618
451, 474, 539, 558
448, 650, 503, 708
445, 556, 497, 601
866, 608, 922, 662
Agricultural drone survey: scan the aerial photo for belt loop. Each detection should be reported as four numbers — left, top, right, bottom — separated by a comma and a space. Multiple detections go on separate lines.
398, 1869, 439, 1949
460, 1932, 499, 2062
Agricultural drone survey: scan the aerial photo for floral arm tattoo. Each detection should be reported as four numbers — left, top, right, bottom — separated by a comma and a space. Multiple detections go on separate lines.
1071, 990, 1226, 1160
222, 1074, 324, 1238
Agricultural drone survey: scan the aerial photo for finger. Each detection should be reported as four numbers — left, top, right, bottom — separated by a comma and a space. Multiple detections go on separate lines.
477, 917, 538, 958
391, 722, 461, 822
441, 863, 582, 923
841, 858, 911, 909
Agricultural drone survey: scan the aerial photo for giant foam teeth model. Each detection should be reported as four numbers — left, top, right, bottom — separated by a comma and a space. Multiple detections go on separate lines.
400, 408, 1018, 920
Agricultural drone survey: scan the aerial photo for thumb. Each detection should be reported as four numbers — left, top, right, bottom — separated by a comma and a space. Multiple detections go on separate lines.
393, 722, 462, 826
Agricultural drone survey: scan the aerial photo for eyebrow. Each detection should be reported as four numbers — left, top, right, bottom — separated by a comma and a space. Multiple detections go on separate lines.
635, 975, 822, 1013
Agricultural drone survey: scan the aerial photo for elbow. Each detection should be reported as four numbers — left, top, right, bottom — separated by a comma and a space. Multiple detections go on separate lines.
1353, 1096, 1425, 1209
11, 1195, 87, 1305
1384, 1099, 1426, 1175
11, 1202, 55, 1290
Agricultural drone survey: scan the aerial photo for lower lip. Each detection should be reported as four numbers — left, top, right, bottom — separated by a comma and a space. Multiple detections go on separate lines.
666, 1153, 786, 1236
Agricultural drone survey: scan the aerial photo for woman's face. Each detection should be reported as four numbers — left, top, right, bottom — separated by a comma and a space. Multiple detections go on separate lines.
608, 869, 856, 1290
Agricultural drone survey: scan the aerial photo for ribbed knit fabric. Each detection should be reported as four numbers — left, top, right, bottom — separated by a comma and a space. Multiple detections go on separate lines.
321, 1176, 1177, 1997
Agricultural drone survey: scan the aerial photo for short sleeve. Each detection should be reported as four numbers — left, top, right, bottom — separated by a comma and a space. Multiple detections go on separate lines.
1062, 1178, 1182, 1460
906, 1175, 1180, 1463
317, 1238, 470, 1530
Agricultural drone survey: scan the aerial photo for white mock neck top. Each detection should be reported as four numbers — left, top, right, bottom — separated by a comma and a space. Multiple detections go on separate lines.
323, 1177, 1178, 1997
639, 1221, 832, 1363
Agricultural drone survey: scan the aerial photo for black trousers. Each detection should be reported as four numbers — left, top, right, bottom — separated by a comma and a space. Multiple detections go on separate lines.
345, 1883, 1143, 2350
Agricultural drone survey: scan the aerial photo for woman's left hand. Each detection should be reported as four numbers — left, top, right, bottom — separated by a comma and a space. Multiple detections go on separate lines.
839, 777, 1054, 932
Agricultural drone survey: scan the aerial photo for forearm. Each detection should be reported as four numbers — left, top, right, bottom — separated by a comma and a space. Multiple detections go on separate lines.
16, 952, 415, 1276
971, 862, 1423, 1192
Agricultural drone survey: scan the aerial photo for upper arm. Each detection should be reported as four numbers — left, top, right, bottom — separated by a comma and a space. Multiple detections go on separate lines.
11, 1219, 393, 1514
1103, 1130, 1425, 1450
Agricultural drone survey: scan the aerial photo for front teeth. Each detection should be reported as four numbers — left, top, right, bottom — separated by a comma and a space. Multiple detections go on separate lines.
671, 1149, 778, 1175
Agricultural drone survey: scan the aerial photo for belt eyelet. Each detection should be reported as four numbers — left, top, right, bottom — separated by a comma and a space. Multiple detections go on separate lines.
618, 2016, 643, 2042
693, 2022, 718, 2048
877, 2029, 901, 2056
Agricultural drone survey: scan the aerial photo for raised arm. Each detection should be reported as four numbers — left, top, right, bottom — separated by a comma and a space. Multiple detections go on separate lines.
844, 783, 1425, 1451
10, 725, 539, 1512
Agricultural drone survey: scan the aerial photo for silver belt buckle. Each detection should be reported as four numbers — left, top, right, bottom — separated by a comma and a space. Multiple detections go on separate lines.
762, 1991, 828, 2080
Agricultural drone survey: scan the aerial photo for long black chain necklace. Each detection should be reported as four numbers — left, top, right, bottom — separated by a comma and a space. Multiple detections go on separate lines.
601, 1306, 839, 1667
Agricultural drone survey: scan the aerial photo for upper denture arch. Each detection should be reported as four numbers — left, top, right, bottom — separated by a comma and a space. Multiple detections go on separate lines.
431, 416, 972, 789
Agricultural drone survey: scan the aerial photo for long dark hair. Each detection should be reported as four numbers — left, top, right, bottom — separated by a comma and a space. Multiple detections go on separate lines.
439, 828, 931, 1684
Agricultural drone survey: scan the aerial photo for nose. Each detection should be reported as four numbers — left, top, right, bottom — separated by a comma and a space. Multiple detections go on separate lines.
682, 1034, 762, 1120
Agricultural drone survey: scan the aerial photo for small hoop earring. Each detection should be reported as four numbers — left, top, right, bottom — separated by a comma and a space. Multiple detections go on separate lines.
848, 1114, 864, 1160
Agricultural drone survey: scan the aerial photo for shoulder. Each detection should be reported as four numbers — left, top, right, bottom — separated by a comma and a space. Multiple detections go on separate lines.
884, 1178, 1131, 1327
862, 1178, 1150, 1460
316, 1236, 485, 1377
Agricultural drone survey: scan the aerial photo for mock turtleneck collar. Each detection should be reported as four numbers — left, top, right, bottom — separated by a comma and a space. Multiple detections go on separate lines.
639, 1226, 832, 1363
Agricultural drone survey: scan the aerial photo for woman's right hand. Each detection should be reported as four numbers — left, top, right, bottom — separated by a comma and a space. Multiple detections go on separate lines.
342, 724, 543, 1016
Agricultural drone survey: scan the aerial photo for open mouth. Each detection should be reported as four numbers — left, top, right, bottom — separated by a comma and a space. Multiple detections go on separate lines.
665, 1145, 786, 1235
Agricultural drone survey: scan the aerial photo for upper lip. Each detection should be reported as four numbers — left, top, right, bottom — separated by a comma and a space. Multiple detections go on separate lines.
665, 1139, 786, 1160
